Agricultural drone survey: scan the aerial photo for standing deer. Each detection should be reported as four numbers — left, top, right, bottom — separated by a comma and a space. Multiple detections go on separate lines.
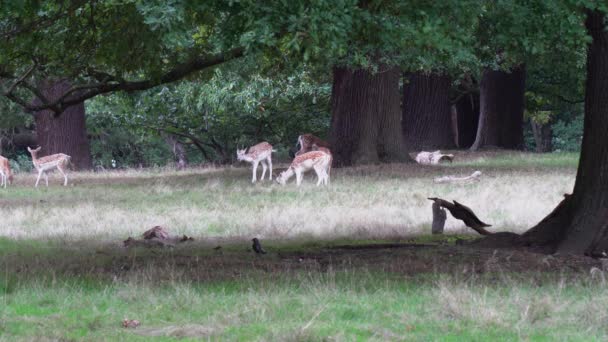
293, 134, 330, 157
27, 146, 71, 187
0, 156, 13, 188
276, 150, 331, 186
236, 142, 274, 183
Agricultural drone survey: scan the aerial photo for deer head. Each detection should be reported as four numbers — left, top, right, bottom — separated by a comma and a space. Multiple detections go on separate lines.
236, 146, 254, 162
275, 168, 293, 185
27, 146, 42, 154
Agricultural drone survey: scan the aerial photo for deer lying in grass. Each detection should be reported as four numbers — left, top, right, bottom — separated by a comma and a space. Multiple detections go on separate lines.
276, 150, 331, 186
294, 134, 330, 156
27, 146, 72, 187
0, 156, 13, 188
236, 142, 274, 183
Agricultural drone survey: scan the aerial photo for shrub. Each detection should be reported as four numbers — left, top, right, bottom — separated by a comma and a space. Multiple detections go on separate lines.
552, 115, 583, 152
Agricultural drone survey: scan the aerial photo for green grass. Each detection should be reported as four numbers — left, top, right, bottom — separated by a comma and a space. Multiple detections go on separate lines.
1, 151, 602, 341
2, 268, 607, 341
451, 151, 580, 168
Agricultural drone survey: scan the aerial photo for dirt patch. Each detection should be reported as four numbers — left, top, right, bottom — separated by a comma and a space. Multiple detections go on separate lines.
2, 238, 603, 285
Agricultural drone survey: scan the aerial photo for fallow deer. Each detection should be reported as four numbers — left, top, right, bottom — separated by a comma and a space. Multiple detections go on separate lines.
294, 134, 330, 157
0, 155, 12, 188
27, 146, 72, 187
276, 150, 331, 186
236, 142, 274, 183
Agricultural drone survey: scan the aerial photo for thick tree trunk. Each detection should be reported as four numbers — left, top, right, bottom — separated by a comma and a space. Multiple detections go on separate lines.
453, 93, 480, 148
163, 134, 188, 169
471, 66, 526, 151
402, 72, 455, 150
530, 120, 553, 153
329, 65, 409, 167
521, 10, 608, 255
33, 80, 92, 170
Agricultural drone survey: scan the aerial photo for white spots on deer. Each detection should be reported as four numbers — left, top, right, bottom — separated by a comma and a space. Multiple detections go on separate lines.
27, 146, 72, 187
276, 150, 331, 186
236, 142, 274, 183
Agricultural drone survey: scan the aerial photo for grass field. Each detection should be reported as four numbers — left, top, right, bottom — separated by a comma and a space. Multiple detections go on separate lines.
3, 151, 607, 341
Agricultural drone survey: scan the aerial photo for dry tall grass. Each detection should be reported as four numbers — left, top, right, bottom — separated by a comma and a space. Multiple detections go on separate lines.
0, 156, 575, 242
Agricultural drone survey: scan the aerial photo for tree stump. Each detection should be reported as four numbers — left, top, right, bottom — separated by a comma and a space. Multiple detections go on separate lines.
431, 201, 447, 234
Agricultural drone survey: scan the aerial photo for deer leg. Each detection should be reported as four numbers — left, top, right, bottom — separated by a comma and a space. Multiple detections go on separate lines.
1, 172, 5, 188
58, 165, 68, 186
314, 166, 324, 186
252, 161, 258, 183
295, 170, 302, 186
267, 156, 273, 180
260, 161, 267, 181
35, 170, 43, 188
44, 172, 49, 187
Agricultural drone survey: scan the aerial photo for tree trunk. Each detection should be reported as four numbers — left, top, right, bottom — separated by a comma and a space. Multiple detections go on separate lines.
329, 65, 409, 167
453, 93, 480, 148
163, 134, 188, 169
521, 10, 608, 255
33, 80, 92, 170
530, 120, 553, 153
402, 72, 455, 150
471, 66, 526, 151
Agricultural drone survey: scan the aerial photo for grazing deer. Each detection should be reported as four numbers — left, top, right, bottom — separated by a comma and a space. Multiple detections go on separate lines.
27, 146, 71, 187
236, 142, 274, 183
0, 156, 13, 188
276, 151, 331, 186
294, 134, 330, 157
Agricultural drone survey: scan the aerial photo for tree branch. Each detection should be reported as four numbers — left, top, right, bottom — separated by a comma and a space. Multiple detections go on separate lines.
3, 47, 245, 114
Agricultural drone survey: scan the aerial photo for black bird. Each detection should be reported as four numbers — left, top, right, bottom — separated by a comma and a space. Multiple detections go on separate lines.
252, 238, 267, 254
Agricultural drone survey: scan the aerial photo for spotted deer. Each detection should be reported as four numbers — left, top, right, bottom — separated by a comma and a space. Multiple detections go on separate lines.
236, 142, 274, 183
27, 146, 72, 187
0, 156, 12, 188
276, 151, 331, 186
294, 134, 330, 157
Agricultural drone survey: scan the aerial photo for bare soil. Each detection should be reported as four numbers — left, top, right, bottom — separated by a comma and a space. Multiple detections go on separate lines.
48, 239, 602, 284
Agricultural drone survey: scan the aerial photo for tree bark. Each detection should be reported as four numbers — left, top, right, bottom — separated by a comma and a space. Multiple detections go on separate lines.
163, 134, 188, 169
521, 10, 608, 255
329, 65, 409, 167
530, 120, 553, 153
471, 66, 526, 151
453, 93, 480, 148
402, 72, 455, 150
33, 80, 92, 170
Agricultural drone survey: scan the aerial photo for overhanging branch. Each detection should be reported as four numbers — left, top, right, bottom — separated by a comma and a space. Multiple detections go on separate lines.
2, 47, 245, 114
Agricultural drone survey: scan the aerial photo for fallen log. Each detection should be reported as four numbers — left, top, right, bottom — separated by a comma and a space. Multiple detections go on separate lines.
428, 197, 492, 235
124, 226, 193, 248
415, 150, 455, 165
434, 170, 482, 184
431, 201, 447, 234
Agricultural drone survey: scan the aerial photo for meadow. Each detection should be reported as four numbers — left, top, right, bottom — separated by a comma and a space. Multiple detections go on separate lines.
2, 151, 607, 341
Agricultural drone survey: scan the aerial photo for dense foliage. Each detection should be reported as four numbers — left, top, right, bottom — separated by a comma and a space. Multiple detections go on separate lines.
86, 61, 330, 167
1, 1, 607, 167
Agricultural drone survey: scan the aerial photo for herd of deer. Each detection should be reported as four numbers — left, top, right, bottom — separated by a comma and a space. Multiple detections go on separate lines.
237, 134, 332, 186
0, 134, 329, 188
0, 147, 71, 188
